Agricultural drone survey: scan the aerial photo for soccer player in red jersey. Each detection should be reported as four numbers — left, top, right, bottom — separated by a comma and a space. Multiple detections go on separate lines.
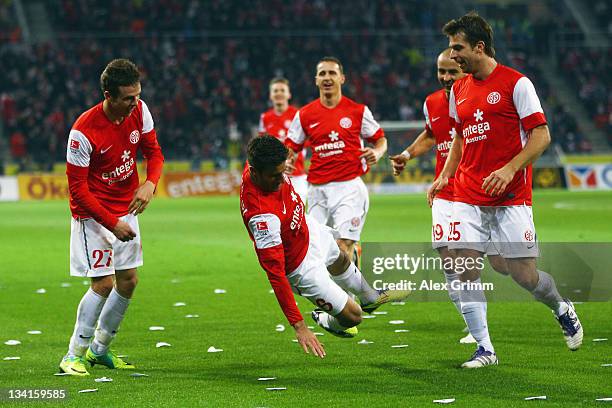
428, 12, 582, 368
286, 57, 387, 264
391, 49, 509, 344
241, 136, 408, 357
257, 78, 307, 201
59, 59, 164, 375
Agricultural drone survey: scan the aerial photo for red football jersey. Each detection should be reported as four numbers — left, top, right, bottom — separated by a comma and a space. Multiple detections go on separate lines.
286, 96, 384, 185
424, 89, 456, 201
449, 64, 547, 206
240, 168, 309, 325
66, 100, 164, 230
258, 106, 305, 176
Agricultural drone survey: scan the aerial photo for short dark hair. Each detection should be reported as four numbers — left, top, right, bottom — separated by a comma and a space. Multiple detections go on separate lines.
317, 56, 344, 74
247, 136, 288, 172
442, 11, 496, 58
100, 59, 141, 98
269, 77, 289, 88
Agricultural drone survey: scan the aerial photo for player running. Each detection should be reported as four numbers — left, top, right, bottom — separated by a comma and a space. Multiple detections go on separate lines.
60, 59, 164, 375
286, 56, 387, 264
258, 77, 307, 202
390, 48, 509, 345
241, 136, 408, 357
429, 12, 583, 368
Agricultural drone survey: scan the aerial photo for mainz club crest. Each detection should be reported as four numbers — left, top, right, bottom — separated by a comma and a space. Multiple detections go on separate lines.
524, 230, 534, 241
129, 130, 140, 144
487, 91, 501, 104
339, 117, 352, 129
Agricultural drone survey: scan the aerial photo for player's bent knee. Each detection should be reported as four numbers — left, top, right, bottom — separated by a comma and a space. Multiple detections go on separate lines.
91, 276, 114, 297
327, 250, 351, 276
336, 299, 362, 327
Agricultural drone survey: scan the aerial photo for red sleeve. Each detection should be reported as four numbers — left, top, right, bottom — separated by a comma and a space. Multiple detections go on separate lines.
66, 163, 119, 230
256, 245, 303, 325
365, 128, 385, 144
450, 117, 463, 138
140, 129, 164, 185
285, 138, 304, 153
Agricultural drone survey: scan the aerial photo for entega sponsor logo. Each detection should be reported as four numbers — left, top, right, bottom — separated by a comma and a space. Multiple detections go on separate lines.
462, 121, 490, 138
465, 134, 488, 144
102, 158, 135, 183
436, 140, 452, 152
290, 203, 304, 230
314, 140, 345, 152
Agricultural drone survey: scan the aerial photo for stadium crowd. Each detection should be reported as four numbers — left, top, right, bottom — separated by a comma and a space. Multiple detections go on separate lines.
0, 0, 606, 171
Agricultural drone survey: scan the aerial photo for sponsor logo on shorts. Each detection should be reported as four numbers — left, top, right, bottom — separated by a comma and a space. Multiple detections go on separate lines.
351, 217, 361, 227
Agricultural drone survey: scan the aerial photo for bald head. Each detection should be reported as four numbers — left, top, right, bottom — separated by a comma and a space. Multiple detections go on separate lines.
437, 48, 465, 94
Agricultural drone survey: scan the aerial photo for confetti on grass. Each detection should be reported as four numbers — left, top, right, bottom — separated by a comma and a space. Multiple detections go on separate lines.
394, 329, 410, 333
358, 339, 373, 344
275, 324, 285, 332
173, 302, 186, 307
149, 326, 165, 331
593, 338, 608, 342
258, 377, 277, 381
372, 311, 388, 315
185, 314, 199, 318
595, 398, 612, 402
36, 288, 46, 294
27, 330, 42, 335
389, 320, 405, 325
433, 398, 455, 404
214, 289, 226, 294
3, 357, 20, 360
94, 377, 113, 383
130, 373, 149, 377
362, 315, 376, 319
78, 389, 98, 393
207, 346, 223, 353
54, 372, 71, 376
156, 342, 171, 348
524, 396, 547, 400
391, 344, 409, 348
266, 387, 286, 391
4, 340, 21, 345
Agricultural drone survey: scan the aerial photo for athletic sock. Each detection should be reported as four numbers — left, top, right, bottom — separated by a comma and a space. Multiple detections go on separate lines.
331, 262, 378, 304
91, 288, 130, 355
444, 272, 462, 314
532, 270, 568, 316
459, 278, 495, 353
317, 312, 353, 331
67, 288, 106, 358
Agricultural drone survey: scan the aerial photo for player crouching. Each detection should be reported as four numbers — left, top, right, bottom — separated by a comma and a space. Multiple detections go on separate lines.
240, 136, 409, 357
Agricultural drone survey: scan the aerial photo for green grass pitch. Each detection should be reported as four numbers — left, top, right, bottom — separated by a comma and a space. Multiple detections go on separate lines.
0, 190, 610, 407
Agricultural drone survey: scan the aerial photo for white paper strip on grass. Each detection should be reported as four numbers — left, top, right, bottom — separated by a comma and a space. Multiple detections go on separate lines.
602, 364, 612, 367
391, 301, 405, 306
362, 315, 376, 319
185, 314, 199, 318
313, 332, 324, 336
214, 289, 226, 294
524, 396, 547, 400
593, 338, 608, 342
116, 355, 128, 358
170, 279, 180, 284
130, 373, 149, 377
173, 302, 186, 307
82, 280, 89, 286
94, 377, 113, 383
54, 372, 71, 376
4, 340, 21, 346
3, 357, 20, 360
275, 324, 285, 332
149, 326, 165, 331
78, 389, 98, 393
266, 387, 286, 391
595, 398, 612, 402
391, 344, 409, 348
258, 377, 277, 381
27, 330, 42, 335
61, 282, 71, 288
155, 342, 171, 348
372, 311, 388, 315
291, 339, 299, 343
307, 326, 314, 329
389, 320, 405, 325
394, 329, 410, 333
433, 398, 455, 404
36, 288, 46, 294
207, 346, 223, 353
358, 339, 373, 345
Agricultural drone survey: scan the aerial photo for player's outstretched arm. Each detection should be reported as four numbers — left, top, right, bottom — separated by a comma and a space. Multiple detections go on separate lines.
389, 129, 435, 175
293, 320, 326, 358
482, 125, 551, 196
428, 136, 462, 206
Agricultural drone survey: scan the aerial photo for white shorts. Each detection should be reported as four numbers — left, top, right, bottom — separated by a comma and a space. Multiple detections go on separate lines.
447, 202, 538, 258
286, 216, 349, 316
70, 214, 143, 278
307, 177, 369, 241
289, 174, 308, 205
431, 198, 500, 256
